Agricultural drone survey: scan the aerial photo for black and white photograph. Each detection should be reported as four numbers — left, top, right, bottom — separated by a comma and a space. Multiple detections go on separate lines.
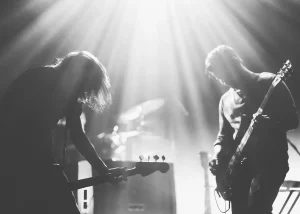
0, 0, 300, 213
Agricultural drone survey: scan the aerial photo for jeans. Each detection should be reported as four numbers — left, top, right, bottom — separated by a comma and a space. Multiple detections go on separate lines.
231, 160, 288, 214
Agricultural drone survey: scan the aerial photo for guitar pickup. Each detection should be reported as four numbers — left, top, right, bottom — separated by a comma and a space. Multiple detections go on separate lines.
128, 203, 145, 212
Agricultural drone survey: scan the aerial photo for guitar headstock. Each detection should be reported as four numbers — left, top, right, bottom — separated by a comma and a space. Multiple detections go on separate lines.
275, 60, 293, 83
134, 155, 170, 177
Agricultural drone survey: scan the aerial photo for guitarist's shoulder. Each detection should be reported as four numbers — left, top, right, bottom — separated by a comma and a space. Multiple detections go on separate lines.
257, 72, 289, 93
220, 89, 234, 103
257, 72, 276, 87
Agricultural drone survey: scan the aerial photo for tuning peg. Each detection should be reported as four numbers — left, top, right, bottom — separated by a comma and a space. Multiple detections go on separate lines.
139, 155, 144, 162
162, 155, 165, 162
153, 155, 159, 162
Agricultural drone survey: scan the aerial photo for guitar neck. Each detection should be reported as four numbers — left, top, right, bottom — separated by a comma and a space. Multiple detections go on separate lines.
68, 168, 137, 191
68, 161, 170, 191
228, 81, 279, 173
258, 82, 277, 113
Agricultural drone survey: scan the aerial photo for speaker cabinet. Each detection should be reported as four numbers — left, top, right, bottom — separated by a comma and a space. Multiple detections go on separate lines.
92, 161, 176, 214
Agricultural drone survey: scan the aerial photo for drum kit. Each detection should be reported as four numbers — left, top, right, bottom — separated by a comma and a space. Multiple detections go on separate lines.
95, 98, 167, 161
64, 97, 188, 162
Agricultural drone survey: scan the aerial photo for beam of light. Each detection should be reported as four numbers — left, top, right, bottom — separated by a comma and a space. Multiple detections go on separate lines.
0, 0, 84, 64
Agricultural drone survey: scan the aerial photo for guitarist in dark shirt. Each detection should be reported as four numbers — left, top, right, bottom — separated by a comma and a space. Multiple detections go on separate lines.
0, 51, 126, 214
205, 45, 299, 214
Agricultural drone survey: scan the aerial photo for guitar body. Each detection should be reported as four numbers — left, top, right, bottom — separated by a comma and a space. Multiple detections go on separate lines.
215, 155, 234, 201
215, 153, 247, 201
215, 119, 248, 201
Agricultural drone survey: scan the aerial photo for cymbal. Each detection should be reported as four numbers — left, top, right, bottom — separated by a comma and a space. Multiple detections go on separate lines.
118, 106, 142, 123
118, 98, 165, 123
98, 131, 144, 141
106, 130, 155, 146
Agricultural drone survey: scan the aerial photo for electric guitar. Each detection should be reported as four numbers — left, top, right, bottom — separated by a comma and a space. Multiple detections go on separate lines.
215, 60, 293, 201
68, 155, 170, 191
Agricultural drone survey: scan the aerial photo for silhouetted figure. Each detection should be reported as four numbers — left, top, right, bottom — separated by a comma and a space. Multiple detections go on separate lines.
0, 51, 126, 214
205, 45, 298, 214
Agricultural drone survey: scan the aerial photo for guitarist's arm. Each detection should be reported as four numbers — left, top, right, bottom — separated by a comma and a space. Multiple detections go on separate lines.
275, 81, 299, 131
209, 97, 234, 175
267, 81, 299, 131
66, 106, 110, 174
66, 102, 126, 178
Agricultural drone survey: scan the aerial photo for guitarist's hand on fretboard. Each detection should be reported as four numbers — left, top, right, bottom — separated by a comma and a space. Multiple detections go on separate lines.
252, 113, 272, 128
106, 166, 128, 184
68, 155, 170, 191
252, 113, 285, 131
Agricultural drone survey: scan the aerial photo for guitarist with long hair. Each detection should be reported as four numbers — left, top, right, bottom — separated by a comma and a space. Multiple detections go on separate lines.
0, 51, 126, 214
205, 45, 298, 214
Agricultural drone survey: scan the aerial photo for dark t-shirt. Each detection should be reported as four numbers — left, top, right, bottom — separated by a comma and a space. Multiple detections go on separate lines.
214, 72, 298, 168
0, 67, 82, 174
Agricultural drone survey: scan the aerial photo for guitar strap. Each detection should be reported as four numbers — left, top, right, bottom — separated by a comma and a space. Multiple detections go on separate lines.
61, 121, 69, 169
